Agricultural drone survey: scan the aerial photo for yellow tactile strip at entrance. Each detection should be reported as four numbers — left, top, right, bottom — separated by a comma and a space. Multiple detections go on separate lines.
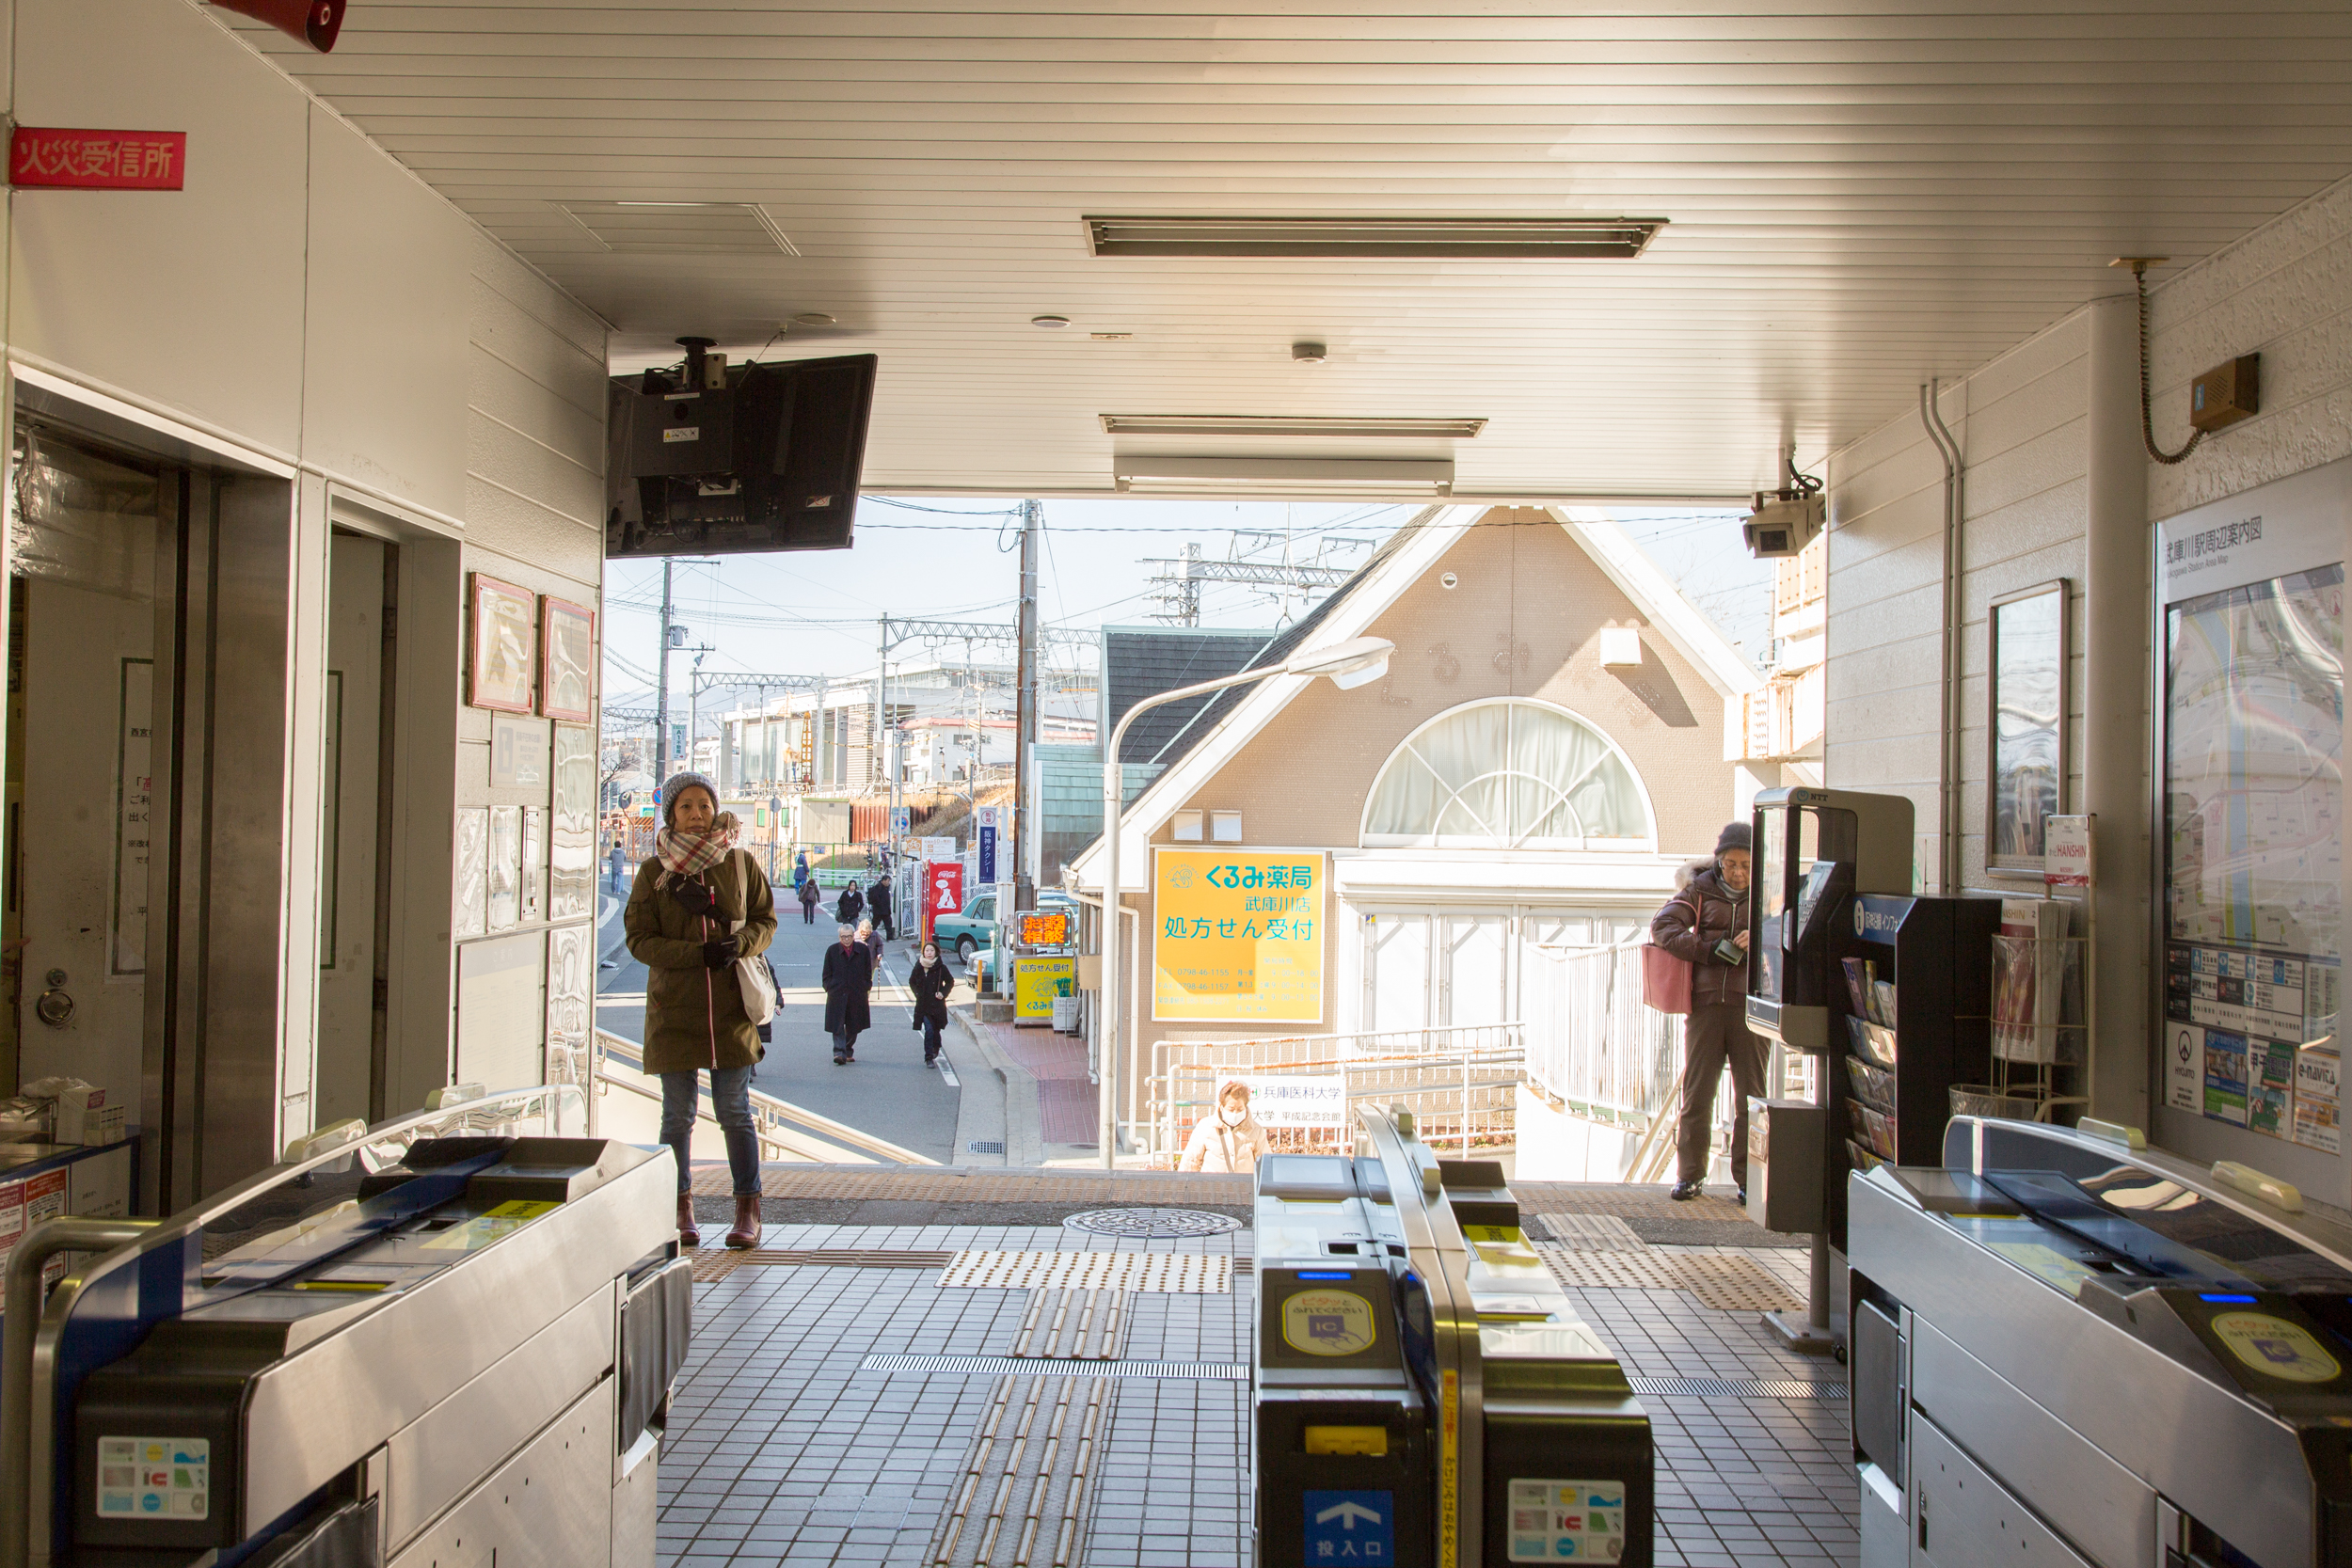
1534, 1243, 1799, 1313
939, 1250, 1232, 1294
1516, 1181, 1749, 1222
688, 1247, 959, 1284
689, 1164, 1254, 1201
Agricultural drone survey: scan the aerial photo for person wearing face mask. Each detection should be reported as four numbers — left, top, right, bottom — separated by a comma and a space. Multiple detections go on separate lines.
822, 921, 874, 1065
908, 939, 954, 1067
1179, 1080, 1272, 1173
625, 772, 776, 1250
1650, 821, 1761, 1203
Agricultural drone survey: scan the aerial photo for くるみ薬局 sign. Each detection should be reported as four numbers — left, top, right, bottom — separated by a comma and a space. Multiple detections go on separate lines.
10, 128, 186, 190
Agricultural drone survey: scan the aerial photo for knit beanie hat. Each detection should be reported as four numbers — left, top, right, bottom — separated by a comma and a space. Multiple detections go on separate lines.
661, 770, 720, 826
1714, 820, 1752, 856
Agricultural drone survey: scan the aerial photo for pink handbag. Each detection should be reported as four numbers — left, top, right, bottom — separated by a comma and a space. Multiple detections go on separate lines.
1641, 942, 1693, 1016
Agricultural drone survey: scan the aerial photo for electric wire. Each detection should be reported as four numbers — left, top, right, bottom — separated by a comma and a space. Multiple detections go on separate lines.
2131, 261, 2203, 466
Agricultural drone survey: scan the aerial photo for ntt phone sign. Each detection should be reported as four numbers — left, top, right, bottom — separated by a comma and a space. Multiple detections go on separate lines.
9, 129, 187, 191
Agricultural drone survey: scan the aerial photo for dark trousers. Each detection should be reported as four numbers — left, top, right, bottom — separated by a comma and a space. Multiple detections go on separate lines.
1676, 1004, 1768, 1187
833, 1027, 857, 1061
920, 1017, 943, 1060
802, 901, 817, 924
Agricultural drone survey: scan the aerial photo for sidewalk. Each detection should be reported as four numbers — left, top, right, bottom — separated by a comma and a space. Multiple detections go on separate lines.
948, 1006, 1108, 1168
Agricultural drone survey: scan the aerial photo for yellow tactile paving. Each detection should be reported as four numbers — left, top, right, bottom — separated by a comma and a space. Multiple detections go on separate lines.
689, 1164, 1254, 1202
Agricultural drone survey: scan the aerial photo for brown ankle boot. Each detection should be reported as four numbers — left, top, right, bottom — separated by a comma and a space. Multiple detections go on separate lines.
676, 1195, 701, 1248
724, 1194, 761, 1250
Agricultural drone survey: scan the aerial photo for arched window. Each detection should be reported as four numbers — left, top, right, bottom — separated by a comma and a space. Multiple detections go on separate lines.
1361, 699, 1654, 849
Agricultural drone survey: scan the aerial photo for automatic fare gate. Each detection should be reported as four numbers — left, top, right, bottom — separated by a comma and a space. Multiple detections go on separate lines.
1253, 1104, 1654, 1567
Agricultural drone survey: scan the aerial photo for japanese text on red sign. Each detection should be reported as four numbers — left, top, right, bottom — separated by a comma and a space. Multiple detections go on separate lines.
10, 129, 187, 191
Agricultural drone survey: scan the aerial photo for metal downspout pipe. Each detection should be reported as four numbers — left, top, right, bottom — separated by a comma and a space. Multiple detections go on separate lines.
1920, 382, 1966, 894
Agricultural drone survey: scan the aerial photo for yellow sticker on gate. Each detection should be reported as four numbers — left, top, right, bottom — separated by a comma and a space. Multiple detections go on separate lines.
420, 1200, 563, 1252
2210, 1311, 2344, 1384
1282, 1290, 1377, 1356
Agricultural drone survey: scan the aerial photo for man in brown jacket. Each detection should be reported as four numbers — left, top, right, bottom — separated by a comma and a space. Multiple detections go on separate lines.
1650, 821, 1760, 1202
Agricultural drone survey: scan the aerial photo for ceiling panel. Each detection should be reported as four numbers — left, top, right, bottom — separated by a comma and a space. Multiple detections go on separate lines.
215, 0, 2352, 497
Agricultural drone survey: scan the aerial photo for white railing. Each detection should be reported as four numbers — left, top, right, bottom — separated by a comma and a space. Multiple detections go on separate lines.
1147, 1022, 1526, 1161
1523, 937, 1810, 1180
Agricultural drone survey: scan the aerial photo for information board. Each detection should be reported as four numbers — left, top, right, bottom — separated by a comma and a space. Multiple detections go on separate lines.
1152, 847, 1326, 1023
2157, 457, 2347, 1176
1014, 954, 1076, 1024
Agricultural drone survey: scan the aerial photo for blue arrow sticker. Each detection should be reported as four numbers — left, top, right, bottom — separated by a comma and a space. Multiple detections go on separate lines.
1304, 1490, 1393, 1563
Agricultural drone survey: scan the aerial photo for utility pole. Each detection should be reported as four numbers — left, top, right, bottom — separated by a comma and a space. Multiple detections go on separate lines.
1013, 499, 1041, 913
873, 616, 890, 793
653, 558, 675, 782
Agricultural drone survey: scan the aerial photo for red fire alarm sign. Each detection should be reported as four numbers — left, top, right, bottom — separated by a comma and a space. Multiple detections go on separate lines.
9, 128, 187, 191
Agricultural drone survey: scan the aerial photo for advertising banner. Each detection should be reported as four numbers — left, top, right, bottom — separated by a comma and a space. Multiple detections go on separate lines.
1216, 1073, 1347, 1128
1152, 847, 1326, 1022
1015, 955, 1077, 1024
922, 861, 964, 944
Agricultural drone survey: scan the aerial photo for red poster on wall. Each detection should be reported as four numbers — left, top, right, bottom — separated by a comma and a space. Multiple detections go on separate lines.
922, 862, 964, 944
9, 128, 187, 190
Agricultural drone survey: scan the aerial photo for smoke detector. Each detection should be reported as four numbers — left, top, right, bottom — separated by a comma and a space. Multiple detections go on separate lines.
1292, 341, 1327, 364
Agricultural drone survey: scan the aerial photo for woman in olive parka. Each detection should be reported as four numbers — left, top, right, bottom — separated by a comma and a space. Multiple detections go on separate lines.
624, 772, 776, 1250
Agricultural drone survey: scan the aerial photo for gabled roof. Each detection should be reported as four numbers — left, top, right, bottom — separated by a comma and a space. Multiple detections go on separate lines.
1102, 625, 1279, 766
1071, 504, 1754, 892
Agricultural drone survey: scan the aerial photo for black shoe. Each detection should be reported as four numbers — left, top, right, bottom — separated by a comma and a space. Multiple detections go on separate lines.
1736, 1187, 1749, 1207
833, 1054, 848, 1066
1669, 1180, 1703, 1202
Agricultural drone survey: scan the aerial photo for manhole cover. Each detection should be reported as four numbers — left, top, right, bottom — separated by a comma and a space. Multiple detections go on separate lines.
1060, 1208, 1245, 1239
966, 1140, 1006, 1154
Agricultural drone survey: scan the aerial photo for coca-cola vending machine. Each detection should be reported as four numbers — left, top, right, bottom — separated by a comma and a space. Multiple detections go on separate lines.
922, 860, 964, 946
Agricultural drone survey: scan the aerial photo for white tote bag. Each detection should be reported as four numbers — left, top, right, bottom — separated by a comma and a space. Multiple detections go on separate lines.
730, 851, 779, 1025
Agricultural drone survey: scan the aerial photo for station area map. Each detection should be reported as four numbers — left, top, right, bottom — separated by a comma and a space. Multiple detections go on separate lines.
2165, 563, 2344, 1154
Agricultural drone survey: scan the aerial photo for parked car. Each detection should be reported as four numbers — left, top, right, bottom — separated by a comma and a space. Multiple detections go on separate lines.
931, 891, 1075, 961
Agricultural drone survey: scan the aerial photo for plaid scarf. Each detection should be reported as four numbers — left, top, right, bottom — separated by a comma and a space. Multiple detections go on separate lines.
654, 818, 739, 880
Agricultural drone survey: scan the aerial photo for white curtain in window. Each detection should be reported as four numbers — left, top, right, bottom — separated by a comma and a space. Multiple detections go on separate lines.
1364, 700, 1648, 847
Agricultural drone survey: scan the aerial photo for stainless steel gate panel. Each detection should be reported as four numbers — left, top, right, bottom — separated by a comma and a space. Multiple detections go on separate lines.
382, 1286, 617, 1550
1910, 1415, 2093, 1568
387, 1376, 615, 1568
1908, 1319, 2153, 1568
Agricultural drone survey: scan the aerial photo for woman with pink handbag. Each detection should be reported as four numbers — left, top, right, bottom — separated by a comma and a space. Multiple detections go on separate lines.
1647, 822, 1759, 1204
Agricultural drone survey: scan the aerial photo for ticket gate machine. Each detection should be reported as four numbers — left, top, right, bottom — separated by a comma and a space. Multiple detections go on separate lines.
1253, 1106, 1653, 1567
2, 1086, 686, 1568
1851, 1117, 2352, 1568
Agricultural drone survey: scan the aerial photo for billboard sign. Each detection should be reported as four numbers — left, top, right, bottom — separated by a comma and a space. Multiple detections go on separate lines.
1152, 847, 1326, 1023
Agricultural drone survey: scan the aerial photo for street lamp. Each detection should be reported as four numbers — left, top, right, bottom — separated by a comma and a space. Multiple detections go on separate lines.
1095, 635, 1394, 1167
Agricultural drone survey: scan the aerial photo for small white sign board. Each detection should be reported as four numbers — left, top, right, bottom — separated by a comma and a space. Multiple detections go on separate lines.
2044, 814, 2093, 890
1218, 1073, 1347, 1129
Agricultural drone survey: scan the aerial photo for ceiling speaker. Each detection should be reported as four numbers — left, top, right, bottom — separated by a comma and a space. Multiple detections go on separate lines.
211, 0, 345, 52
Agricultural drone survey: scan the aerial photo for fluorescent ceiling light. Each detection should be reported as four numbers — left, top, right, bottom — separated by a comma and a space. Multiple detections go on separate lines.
1082, 215, 1663, 260
1100, 415, 1486, 440
1112, 456, 1453, 497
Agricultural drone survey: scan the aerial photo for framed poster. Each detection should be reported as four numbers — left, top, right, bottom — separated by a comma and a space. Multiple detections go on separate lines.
1986, 579, 2069, 868
468, 574, 537, 714
540, 595, 596, 722
1152, 847, 1326, 1023
548, 722, 596, 921
547, 923, 594, 1095
520, 807, 547, 925
453, 806, 489, 940
487, 805, 522, 931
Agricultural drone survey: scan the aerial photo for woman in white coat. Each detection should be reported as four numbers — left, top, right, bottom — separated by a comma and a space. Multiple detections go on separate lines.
1179, 1080, 1273, 1173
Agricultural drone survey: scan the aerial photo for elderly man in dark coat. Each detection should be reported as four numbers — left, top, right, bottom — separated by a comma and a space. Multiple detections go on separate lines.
821, 921, 874, 1064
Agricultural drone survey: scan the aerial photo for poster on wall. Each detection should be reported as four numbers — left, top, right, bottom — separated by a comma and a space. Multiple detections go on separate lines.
1152, 847, 1326, 1023
520, 807, 547, 925
454, 807, 489, 940
547, 923, 593, 1099
487, 806, 522, 931
539, 596, 596, 723
468, 575, 537, 713
549, 723, 596, 921
2157, 453, 2347, 1171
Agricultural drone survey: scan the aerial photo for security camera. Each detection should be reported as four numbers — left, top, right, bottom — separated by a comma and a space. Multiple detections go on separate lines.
1741, 492, 1825, 558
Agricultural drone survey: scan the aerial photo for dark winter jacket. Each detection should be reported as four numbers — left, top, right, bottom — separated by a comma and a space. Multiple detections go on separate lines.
908, 957, 954, 1026
798, 878, 820, 909
625, 851, 777, 1073
868, 881, 893, 925
836, 884, 865, 925
821, 938, 875, 1038
1649, 859, 1751, 1009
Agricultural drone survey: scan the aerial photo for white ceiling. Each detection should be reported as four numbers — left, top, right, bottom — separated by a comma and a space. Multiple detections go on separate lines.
216, 1, 2352, 499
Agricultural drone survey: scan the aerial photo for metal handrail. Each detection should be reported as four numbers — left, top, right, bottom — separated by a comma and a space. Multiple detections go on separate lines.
1, 1220, 158, 1568
8, 1084, 584, 1568
592, 1028, 937, 1165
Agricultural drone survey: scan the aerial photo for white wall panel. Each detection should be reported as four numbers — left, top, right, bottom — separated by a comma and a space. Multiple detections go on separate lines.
9, 0, 308, 455
302, 104, 470, 520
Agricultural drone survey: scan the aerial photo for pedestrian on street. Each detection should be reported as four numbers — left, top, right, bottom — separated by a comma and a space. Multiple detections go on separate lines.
858, 917, 882, 967
910, 939, 953, 1067
793, 848, 809, 889
1650, 821, 1761, 1204
624, 771, 776, 1251
608, 839, 627, 890
868, 875, 894, 942
836, 880, 865, 927
797, 875, 820, 925
1179, 1080, 1272, 1173
822, 922, 873, 1064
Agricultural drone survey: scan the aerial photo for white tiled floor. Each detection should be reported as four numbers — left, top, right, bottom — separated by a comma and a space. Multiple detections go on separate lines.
660, 1217, 1851, 1567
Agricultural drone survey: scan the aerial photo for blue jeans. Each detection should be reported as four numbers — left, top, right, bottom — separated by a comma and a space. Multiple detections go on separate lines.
659, 1066, 761, 1197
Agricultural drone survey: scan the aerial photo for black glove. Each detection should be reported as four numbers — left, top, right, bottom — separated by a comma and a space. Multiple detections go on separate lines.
703, 936, 739, 969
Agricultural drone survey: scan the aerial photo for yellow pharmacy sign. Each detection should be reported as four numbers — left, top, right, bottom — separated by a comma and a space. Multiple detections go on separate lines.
1014, 954, 1076, 1024
1152, 847, 1325, 1023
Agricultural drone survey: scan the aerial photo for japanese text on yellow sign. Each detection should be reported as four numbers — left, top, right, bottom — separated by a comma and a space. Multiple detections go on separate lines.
1152, 848, 1325, 1022
1015, 955, 1076, 1023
